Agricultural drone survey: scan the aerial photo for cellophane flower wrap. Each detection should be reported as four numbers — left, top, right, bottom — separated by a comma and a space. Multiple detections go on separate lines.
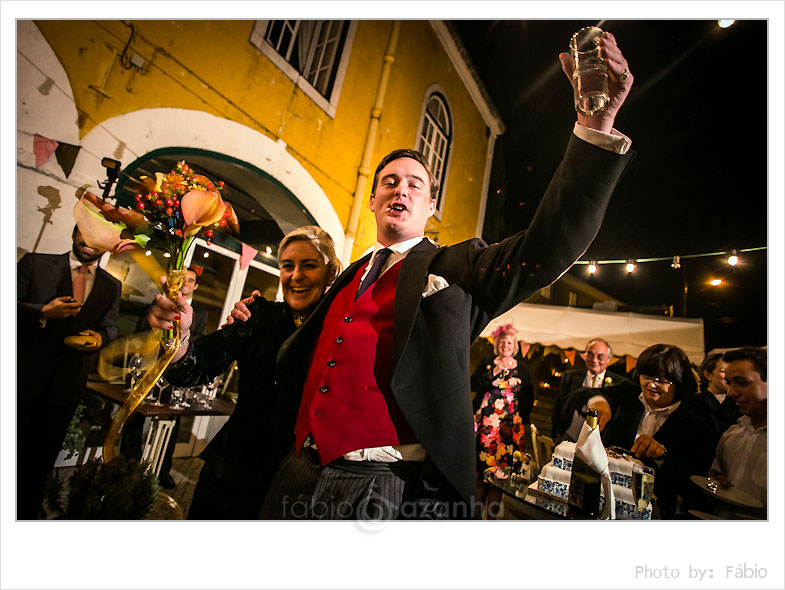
73, 161, 239, 462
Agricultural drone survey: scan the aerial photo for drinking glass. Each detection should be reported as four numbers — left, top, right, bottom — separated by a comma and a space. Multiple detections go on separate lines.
170, 387, 185, 409
631, 464, 655, 512
126, 354, 143, 393
569, 26, 609, 115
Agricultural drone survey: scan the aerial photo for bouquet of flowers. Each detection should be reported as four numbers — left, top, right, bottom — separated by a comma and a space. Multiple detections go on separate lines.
73, 161, 239, 462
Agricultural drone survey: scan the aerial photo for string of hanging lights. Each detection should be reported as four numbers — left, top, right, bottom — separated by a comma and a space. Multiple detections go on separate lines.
578, 246, 765, 275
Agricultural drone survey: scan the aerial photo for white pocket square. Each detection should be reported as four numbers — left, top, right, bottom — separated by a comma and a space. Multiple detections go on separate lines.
422, 274, 450, 298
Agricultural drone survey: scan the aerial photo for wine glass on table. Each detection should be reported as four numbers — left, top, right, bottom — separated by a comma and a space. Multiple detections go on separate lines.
148, 377, 167, 406
632, 464, 655, 513
126, 354, 142, 393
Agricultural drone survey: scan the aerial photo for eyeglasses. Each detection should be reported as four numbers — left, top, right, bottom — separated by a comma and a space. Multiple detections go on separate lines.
584, 352, 607, 360
640, 374, 673, 387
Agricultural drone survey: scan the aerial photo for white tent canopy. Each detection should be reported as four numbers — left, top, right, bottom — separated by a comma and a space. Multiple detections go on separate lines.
481, 303, 705, 364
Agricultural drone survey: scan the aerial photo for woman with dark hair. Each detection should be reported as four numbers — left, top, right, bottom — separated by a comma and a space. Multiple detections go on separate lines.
577, 343, 737, 517
581, 343, 698, 457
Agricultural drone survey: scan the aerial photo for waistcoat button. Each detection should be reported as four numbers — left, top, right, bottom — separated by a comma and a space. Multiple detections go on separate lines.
327, 360, 336, 367
335, 337, 343, 344
319, 385, 328, 393
344, 316, 352, 322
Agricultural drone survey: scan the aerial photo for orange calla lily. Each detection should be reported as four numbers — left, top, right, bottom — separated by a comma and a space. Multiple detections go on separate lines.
181, 189, 227, 237
73, 198, 142, 255
75, 186, 148, 233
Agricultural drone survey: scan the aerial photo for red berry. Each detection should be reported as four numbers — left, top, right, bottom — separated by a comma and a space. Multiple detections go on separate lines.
223, 209, 231, 217
173, 200, 180, 208
134, 194, 142, 201
145, 194, 152, 200
175, 229, 182, 236
205, 230, 213, 238
218, 180, 225, 187
206, 240, 211, 246
136, 202, 145, 210
155, 200, 163, 207
165, 198, 173, 207
165, 207, 173, 215
219, 218, 227, 227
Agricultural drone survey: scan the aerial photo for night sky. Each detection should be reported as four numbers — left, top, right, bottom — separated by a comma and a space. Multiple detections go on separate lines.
451, 19, 768, 350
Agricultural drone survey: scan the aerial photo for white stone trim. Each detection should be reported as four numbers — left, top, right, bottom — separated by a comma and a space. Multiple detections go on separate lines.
429, 21, 504, 138
475, 133, 497, 239
72, 108, 345, 257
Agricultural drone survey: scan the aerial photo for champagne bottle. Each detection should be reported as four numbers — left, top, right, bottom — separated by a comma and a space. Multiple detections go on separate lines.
567, 409, 602, 518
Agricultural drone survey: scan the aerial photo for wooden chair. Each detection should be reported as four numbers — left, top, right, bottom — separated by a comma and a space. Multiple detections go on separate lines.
530, 424, 555, 472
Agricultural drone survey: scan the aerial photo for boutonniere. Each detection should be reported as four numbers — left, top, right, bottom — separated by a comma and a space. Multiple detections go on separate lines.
604, 376, 613, 386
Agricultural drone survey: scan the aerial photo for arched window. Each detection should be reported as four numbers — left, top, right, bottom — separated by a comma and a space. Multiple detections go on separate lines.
416, 92, 452, 217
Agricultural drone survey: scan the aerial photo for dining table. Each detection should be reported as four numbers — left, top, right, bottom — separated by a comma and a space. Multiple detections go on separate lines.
88, 380, 235, 476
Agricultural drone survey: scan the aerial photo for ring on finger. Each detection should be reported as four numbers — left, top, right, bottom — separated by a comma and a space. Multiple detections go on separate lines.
618, 68, 629, 82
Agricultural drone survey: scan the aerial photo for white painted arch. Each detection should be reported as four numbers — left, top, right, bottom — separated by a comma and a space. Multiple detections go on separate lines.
76, 108, 345, 256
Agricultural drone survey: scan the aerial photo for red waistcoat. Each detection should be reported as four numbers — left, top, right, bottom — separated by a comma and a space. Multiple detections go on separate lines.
294, 260, 417, 465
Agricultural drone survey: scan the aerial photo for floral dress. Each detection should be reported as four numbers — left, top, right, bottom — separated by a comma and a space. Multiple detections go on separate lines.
472, 359, 527, 477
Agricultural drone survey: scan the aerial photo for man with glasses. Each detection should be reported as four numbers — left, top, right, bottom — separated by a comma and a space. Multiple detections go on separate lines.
552, 337, 627, 441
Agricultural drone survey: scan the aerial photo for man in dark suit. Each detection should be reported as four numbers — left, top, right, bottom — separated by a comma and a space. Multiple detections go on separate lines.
17, 226, 121, 518
262, 39, 636, 519
188, 37, 635, 518
551, 337, 628, 441
122, 267, 208, 487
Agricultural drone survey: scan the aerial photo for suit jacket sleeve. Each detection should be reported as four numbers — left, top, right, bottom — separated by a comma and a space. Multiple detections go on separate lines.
455, 135, 631, 329
96, 274, 120, 345
17, 253, 45, 326
516, 356, 534, 423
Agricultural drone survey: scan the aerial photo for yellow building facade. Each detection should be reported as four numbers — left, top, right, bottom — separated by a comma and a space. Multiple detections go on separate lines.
17, 19, 502, 327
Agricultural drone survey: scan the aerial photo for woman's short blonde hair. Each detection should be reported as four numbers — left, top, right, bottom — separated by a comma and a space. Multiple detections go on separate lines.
492, 325, 520, 357
278, 225, 342, 285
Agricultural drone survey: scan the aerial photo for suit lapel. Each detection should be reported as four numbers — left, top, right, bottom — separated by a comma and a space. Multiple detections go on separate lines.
54, 253, 73, 297
391, 238, 438, 373
277, 255, 368, 373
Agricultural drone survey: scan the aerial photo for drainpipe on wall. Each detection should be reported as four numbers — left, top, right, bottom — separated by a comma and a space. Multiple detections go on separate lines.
342, 20, 401, 264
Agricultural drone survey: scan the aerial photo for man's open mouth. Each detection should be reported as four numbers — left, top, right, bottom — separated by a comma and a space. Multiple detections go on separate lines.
387, 202, 408, 212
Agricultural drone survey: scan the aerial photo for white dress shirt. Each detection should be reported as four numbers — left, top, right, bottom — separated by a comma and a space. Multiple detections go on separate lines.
635, 393, 681, 439
583, 370, 607, 389
710, 416, 767, 505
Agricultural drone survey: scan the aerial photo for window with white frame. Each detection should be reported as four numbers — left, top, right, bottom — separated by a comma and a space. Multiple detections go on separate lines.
250, 20, 355, 117
416, 92, 452, 216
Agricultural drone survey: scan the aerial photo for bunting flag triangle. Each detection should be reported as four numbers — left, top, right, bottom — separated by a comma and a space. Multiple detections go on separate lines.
33, 134, 58, 168
54, 142, 81, 178
519, 342, 531, 358
626, 355, 637, 374
240, 242, 259, 270
563, 348, 576, 366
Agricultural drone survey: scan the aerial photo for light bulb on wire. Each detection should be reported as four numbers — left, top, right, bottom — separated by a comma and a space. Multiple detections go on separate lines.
625, 260, 636, 273
588, 261, 597, 274
728, 250, 738, 266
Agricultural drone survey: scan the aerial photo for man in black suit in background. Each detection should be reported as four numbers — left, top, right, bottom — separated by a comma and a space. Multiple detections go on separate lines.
551, 337, 628, 441
17, 226, 121, 518
122, 267, 208, 487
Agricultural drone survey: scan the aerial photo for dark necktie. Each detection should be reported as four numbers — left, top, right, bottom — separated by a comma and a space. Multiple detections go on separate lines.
356, 248, 392, 299
72, 264, 90, 303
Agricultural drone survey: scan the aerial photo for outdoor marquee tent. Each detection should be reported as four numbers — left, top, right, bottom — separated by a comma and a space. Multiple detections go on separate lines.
481, 302, 706, 364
